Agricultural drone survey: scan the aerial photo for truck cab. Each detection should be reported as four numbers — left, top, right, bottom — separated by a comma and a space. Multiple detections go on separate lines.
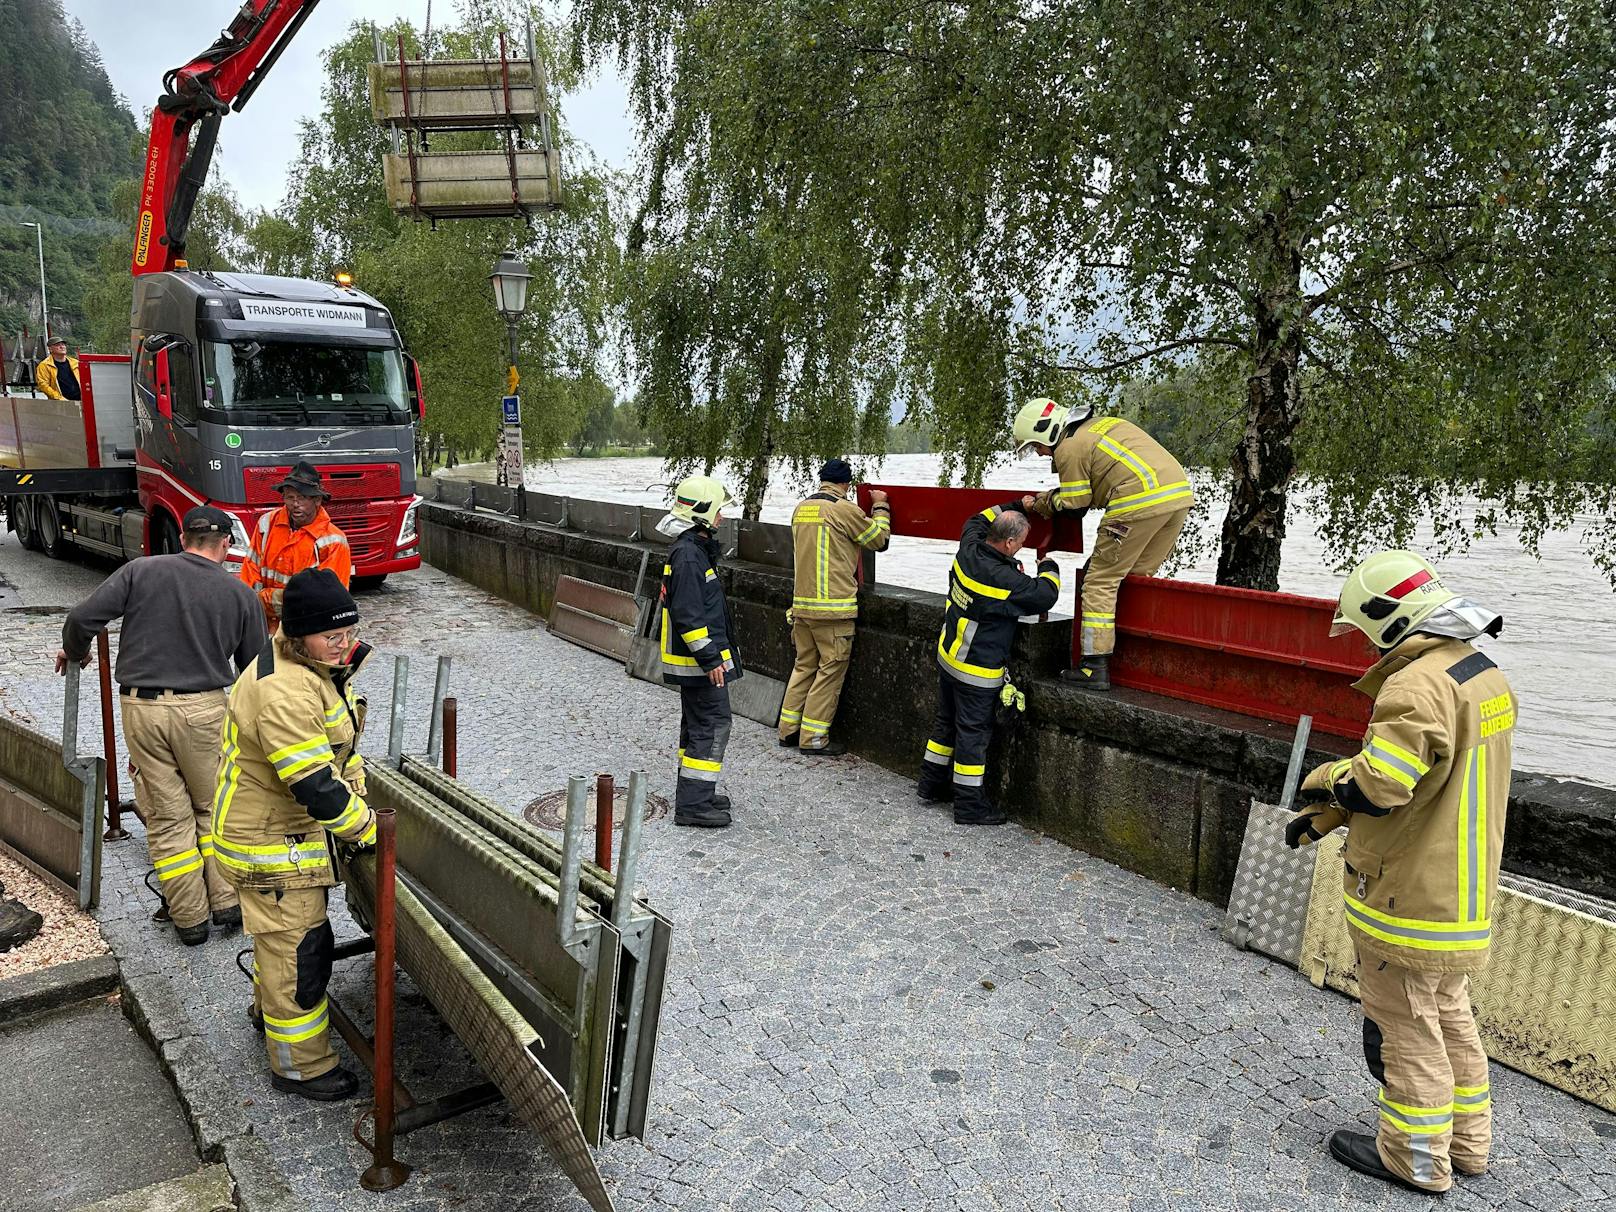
133, 270, 423, 577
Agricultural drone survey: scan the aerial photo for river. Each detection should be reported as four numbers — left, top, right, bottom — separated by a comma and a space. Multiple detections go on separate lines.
492, 453, 1614, 788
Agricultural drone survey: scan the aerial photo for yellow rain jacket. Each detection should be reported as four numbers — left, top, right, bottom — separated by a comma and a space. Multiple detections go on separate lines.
213, 634, 376, 892
790, 482, 891, 619
1303, 635, 1516, 974
1045, 417, 1192, 521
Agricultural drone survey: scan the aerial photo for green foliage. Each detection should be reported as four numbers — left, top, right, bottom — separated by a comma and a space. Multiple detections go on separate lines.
0, 0, 139, 343
574, 0, 1616, 583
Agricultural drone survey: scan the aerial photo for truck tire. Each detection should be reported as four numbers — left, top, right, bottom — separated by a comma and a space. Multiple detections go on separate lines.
10, 496, 43, 552
153, 512, 181, 555
352, 574, 388, 591
36, 495, 66, 559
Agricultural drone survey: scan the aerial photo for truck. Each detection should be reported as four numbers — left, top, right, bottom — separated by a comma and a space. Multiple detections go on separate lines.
1, 1, 423, 586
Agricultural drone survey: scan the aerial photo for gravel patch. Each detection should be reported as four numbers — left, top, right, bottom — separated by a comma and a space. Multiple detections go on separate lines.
0, 849, 108, 979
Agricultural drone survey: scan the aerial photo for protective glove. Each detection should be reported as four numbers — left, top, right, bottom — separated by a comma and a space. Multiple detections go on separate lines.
1285, 804, 1349, 849
341, 753, 368, 798
1027, 490, 1055, 519
1298, 758, 1351, 805
999, 681, 1026, 713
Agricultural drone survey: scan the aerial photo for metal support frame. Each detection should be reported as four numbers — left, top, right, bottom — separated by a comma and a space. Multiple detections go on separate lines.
556, 775, 588, 959
360, 807, 410, 1190
96, 631, 129, 841
1279, 715, 1313, 812
426, 656, 452, 765
387, 654, 410, 768
59, 663, 104, 909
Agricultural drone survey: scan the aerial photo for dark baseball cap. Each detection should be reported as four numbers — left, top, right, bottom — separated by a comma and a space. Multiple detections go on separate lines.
182, 505, 235, 534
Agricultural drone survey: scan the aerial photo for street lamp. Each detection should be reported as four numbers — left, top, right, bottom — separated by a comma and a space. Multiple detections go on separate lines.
22, 221, 48, 344
488, 250, 532, 489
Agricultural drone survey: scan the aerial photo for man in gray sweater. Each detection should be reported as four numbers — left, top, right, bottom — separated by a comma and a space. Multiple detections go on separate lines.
58, 506, 267, 945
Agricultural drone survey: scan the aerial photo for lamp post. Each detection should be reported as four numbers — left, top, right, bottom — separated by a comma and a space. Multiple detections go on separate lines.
22, 221, 48, 343
488, 250, 532, 489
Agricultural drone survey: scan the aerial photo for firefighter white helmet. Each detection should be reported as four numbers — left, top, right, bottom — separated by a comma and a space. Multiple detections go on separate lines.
668, 475, 733, 528
1330, 550, 1457, 650
1012, 396, 1093, 456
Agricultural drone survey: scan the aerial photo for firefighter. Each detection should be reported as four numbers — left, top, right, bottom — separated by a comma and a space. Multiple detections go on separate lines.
214, 568, 376, 1100
240, 460, 352, 633
1285, 551, 1513, 1194
1013, 396, 1192, 690
658, 475, 741, 828
778, 458, 891, 755
58, 506, 266, 945
919, 500, 1060, 825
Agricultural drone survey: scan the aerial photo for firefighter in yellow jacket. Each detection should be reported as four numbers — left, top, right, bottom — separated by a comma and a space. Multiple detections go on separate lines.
1013, 397, 1192, 689
214, 568, 377, 1101
1286, 551, 1513, 1194
779, 459, 891, 755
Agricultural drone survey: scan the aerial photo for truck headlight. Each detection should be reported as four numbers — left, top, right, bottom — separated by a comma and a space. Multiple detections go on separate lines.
396, 495, 422, 549
228, 515, 252, 566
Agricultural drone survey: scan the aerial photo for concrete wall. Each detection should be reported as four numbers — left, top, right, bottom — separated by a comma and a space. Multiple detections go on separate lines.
421, 500, 1616, 906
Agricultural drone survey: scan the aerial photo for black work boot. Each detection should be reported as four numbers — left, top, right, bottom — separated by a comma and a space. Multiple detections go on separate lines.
953, 799, 1008, 826
1060, 655, 1110, 691
1328, 1130, 1448, 1196
800, 739, 848, 757
711, 793, 732, 812
248, 1005, 264, 1034
0, 899, 44, 953
778, 732, 799, 747
916, 780, 954, 804
675, 801, 732, 828
272, 1066, 360, 1102
212, 905, 242, 932
175, 919, 210, 947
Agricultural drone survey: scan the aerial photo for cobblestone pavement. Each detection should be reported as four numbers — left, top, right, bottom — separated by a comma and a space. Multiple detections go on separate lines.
2, 534, 1612, 1211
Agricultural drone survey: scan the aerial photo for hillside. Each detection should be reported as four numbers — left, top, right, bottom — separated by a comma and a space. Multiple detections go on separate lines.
0, 0, 141, 344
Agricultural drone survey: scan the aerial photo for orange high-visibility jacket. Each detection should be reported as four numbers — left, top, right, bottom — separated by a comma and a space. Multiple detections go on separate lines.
239, 506, 351, 627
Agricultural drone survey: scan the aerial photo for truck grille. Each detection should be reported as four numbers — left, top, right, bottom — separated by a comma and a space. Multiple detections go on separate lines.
243, 463, 402, 505
324, 500, 400, 563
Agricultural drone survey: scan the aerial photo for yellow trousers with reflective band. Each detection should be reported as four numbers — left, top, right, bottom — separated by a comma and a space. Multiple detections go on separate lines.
1079, 508, 1188, 655
122, 691, 238, 930
1357, 948, 1491, 1192
779, 618, 855, 748
244, 885, 338, 1082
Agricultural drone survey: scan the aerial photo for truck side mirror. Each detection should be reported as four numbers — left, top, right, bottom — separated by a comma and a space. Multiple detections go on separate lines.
154, 347, 173, 419
406, 354, 425, 420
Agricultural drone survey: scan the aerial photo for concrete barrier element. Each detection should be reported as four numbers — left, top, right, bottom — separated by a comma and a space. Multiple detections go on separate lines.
0, 954, 118, 1026
419, 500, 1616, 906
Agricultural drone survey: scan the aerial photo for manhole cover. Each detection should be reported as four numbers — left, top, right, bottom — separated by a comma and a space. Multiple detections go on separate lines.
523, 785, 672, 831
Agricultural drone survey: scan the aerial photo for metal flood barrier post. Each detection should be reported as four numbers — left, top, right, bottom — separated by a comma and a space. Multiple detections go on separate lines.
96, 630, 129, 841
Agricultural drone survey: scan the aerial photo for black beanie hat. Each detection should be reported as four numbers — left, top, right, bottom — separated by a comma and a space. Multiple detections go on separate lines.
281, 569, 358, 638
819, 458, 853, 484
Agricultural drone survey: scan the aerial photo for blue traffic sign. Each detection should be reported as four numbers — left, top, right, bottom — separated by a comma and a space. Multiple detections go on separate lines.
502, 395, 521, 424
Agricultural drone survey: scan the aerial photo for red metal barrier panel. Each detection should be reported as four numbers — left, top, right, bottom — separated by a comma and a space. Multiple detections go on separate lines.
856, 483, 1084, 555
1092, 575, 1377, 739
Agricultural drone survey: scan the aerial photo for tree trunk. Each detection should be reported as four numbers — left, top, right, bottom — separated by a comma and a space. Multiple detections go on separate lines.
739, 320, 788, 521
1218, 212, 1304, 591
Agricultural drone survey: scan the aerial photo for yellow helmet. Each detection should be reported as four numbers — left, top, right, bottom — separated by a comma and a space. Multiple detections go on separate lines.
668, 474, 733, 527
1012, 396, 1095, 456
1330, 550, 1457, 649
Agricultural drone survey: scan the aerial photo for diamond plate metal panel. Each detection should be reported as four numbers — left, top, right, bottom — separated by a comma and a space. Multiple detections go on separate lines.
1221, 800, 1316, 967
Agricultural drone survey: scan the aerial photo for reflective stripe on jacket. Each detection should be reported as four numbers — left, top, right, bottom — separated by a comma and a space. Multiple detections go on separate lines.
790, 482, 890, 619
1050, 417, 1192, 521
1305, 634, 1515, 974
659, 525, 744, 685
238, 505, 352, 624
936, 503, 1061, 688
213, 634, 376, 891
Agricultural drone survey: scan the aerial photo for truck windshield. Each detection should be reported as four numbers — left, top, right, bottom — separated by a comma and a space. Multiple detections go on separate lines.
202, 341, 408, 420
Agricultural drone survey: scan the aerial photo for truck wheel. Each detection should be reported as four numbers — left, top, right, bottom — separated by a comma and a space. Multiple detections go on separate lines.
352, 574, 388, 591
36, 495, 66, 559
11, 497, 43, 552
153, 512, 181, 555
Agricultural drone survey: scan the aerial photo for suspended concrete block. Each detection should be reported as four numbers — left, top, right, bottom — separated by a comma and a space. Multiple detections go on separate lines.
383, 148, 563, 219
369, 58, 548, 128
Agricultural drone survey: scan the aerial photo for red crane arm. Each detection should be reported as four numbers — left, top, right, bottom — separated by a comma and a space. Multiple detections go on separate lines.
132, 0, 324, 276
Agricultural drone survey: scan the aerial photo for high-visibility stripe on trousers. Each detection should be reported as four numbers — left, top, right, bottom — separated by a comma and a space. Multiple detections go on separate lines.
779, 617, 855, 750
242, 885, 338, 1083
676, 682, 732, 814
917, 671, 997, 814
122, 690, 238, 930
1078, 508, 1189, 656
1356, 946, 1491, 1192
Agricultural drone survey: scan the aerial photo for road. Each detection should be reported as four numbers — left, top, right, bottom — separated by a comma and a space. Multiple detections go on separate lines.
1, 530, 1611, 1211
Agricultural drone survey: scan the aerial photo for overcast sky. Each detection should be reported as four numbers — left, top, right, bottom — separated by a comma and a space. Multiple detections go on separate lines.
65, 0, 634, 212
